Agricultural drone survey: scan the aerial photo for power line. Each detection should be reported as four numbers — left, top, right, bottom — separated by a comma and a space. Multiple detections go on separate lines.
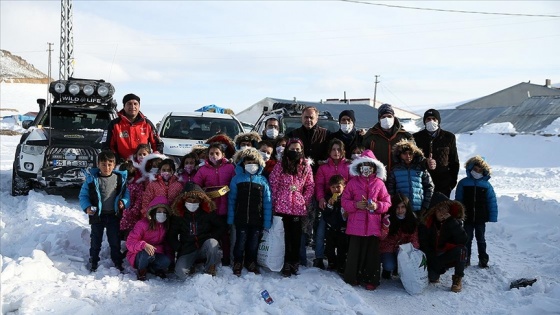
340, 0, 560, 18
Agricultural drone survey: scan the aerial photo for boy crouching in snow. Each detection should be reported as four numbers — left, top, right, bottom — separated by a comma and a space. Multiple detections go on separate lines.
79, 150, 130, 272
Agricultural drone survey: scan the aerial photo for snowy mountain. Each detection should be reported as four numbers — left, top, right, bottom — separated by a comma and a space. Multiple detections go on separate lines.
1, 122, 559, 313
0, 50, 50, 83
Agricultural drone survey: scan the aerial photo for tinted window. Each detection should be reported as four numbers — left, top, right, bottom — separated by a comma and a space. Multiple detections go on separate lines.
40, 108, 111, 131
161, 116, 243, 140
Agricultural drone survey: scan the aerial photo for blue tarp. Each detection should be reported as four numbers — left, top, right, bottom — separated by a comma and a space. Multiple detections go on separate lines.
195, 104, 227, 113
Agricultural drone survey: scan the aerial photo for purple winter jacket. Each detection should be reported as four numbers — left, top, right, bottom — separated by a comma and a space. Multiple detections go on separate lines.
270, 160, 315, 216
342, 150, 391, 237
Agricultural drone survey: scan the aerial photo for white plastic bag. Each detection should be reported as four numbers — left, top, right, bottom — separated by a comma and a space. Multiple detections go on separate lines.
398, 242, 428, 295
257, 216, 285, 272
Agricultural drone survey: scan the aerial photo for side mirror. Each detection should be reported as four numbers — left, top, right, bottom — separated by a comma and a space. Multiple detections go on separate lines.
22, 120, 34, 129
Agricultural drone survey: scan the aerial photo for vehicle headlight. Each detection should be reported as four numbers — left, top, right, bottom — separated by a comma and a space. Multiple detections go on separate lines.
68, 83, 80, 95
22, 145, 47, 155
83, 84, 95, 96
54, 82, 66, 94
97, 85, 109, 97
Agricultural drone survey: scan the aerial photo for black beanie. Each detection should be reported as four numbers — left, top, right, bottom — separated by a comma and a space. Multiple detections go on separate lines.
377, 104, 394, 119
338, 110, 356, 123
122, 93, 140, 105
423, 109, 441, 124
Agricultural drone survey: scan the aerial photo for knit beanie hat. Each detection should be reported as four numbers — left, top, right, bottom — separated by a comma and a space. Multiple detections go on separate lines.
123, 93, 140, 105
378, 104, 394, 119
338, 110, 356, 123
423, 109, 441, 124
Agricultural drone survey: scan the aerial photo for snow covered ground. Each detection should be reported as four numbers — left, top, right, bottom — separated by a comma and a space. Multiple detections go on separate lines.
1, 131, 560, 315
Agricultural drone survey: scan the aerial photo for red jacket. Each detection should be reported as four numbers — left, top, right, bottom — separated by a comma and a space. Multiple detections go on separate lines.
103, 110, 163, 161
141, 175, 183, 215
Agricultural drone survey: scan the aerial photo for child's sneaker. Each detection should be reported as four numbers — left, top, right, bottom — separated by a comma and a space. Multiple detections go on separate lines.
233, 262, 242, 277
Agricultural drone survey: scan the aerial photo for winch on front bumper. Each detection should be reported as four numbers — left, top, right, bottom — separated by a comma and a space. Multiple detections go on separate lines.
38, 146, 98, 187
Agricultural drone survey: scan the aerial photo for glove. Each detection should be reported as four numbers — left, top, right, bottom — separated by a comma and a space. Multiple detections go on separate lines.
382, 214, 391, 227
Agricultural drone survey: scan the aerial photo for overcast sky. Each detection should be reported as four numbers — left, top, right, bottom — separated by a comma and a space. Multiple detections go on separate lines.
1, 1, 559, 119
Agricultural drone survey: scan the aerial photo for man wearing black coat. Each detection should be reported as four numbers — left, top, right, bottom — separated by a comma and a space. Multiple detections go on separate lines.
413, 109, 460, 197
329, 110, 363, 160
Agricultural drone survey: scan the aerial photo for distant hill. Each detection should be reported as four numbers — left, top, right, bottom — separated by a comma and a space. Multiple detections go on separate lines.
0, 49, 51, 83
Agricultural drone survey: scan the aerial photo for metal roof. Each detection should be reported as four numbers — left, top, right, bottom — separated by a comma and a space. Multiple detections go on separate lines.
488, 95, 560, 133
416, 107, 509, 134
457, 82, 560, 109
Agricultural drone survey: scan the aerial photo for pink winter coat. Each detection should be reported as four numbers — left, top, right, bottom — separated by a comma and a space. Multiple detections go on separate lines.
315, 158, 351, 202
270, 160, 315, 216
342, 150, 391, 237
193, 158, 235, 216
120, 179, 146, 231
141, 176, 183, 215
125, 218, 169, 268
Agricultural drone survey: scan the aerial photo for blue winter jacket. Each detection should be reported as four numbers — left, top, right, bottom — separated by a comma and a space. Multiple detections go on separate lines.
387, 160, 434, 212
227, 161, 273, 229
79, 168, 130, 224
455, 162, 498, 223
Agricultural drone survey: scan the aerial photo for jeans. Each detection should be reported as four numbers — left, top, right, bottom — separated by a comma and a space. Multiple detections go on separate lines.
314, 216, 326, 259
175, 238, 220, 280
134, 250, 171, 272
233, 226, 262, 264
380, 252, 397, 272
464, 223, 488, 263
90, 214, 121, 265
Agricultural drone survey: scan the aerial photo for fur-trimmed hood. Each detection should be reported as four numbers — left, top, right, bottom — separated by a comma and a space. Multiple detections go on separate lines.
392, 139, 425, 163
233, 131, 262, 149
206, 134, 236, 159
232, 147, 265, 168
465, 155, 491, 177
171, 183, 216, 216
138, 152, 169, 182
424, 199, 465, 227
349, 149, 386, 181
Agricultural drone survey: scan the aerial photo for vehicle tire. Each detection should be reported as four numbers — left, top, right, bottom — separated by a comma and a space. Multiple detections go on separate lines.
11, 165, 31, 196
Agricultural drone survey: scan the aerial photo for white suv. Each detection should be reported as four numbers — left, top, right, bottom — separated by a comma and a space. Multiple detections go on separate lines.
157, 111, 244, 161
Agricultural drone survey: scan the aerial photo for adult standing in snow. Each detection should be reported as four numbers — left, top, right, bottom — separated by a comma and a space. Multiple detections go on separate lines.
413, 109, 459, 197
261, 116, 282, 142
329, 110, 363, 160
103, 93, 163, 163
362, 104, 414, 172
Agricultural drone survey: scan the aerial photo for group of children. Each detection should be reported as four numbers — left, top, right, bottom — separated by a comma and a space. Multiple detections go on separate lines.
79, 131, 498, 294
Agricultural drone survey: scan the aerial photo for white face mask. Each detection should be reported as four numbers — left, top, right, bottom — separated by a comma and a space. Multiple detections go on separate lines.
276, 146, 284, 160
185, 202, 199, 212
198, 159, 205, 167
340, 123, 353, 134
150, 167, 159, 174
380, 117, 394, 129
239, 146, 250, 151
266, 128, 279, 139
259, 151, 271, 162
351, 153, 361, 160
155, 213, 167, 223
396, 214, 405, 220
245, 164, 259, 174
470, 170, 483, 179
361, 166, 374, 177
425, 120, 439, 132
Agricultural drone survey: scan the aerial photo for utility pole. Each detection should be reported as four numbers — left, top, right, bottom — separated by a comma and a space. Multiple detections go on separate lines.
59, 0, 74, 80
373, 75, 380, 108
47, 42, 54, 104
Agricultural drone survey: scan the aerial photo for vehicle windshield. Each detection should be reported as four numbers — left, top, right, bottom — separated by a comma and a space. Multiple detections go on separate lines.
282, 117, 340, 134
40, 108, 111, 131
161, 116, 243, 140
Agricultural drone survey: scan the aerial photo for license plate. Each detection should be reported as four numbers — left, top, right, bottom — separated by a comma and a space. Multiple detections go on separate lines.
53, 160, 87, 167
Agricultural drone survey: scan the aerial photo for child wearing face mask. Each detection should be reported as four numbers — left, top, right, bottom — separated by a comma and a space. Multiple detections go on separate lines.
142, 159, 183, 216
269, 138, 315, 277
193, 143, 236, 266
178, 152, 199, 184
379, 193, 419, 280
273, 137, 288, 161
454, 156, 498, 269
227, 148, 272, 276
257, 140, 275, 179
126, 196, 172, 281
169, 183, 226, 278
120, 145, 154, 239
342, 149, 391, 290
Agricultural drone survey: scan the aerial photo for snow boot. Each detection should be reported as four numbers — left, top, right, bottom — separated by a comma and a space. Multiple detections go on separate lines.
478, 255, 489, 268
246, 262, 260, 275
233, 262, 243, 277
137, 269, 148, 281
451, 275, 463, 292
290, 263, 300, 275
313, 258, 325, 270
282, 263, 291, 277
206, 264, 217, 276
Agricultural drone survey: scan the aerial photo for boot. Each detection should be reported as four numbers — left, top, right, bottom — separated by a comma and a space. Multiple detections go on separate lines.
290, 263, 300, 275
137, 268, 148, 281
246, 262, 260, 275
282, 263, 291, 277
313, 258, 325, 270
451, 275, 463, 293
206, 264, 217, 276
478, 255, 489, 268
233, 262, 242, 277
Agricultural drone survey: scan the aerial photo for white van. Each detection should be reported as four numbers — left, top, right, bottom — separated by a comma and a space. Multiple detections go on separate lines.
157, 111, 244, 161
